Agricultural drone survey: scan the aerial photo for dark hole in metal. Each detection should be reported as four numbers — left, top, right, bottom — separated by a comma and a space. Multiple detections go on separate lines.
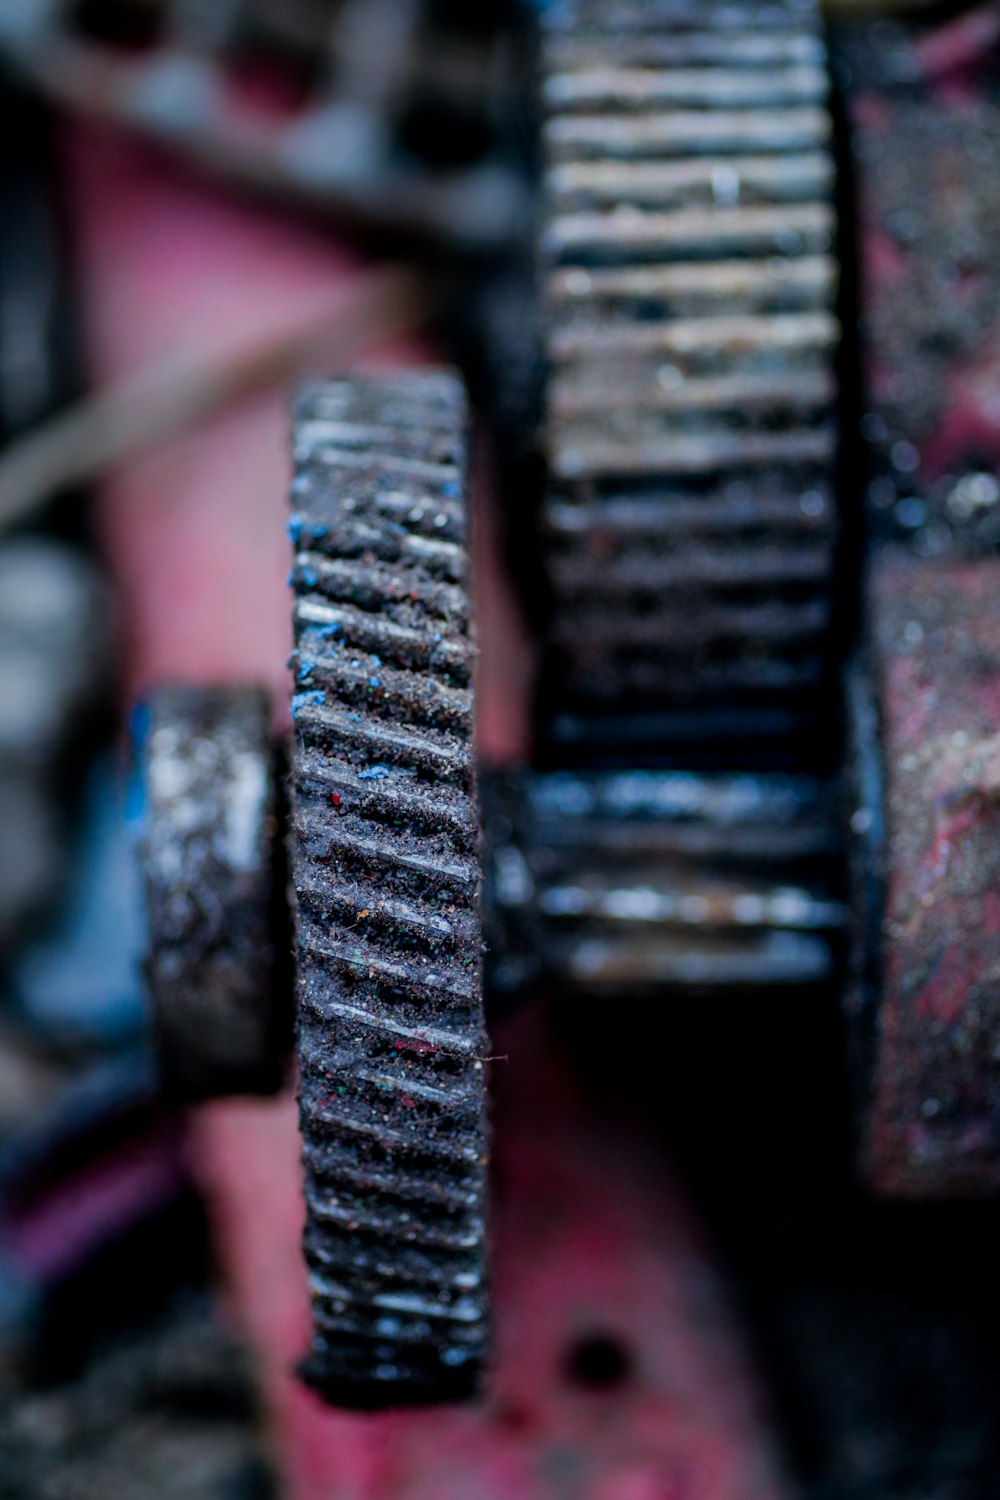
564, 1332, 632, 1392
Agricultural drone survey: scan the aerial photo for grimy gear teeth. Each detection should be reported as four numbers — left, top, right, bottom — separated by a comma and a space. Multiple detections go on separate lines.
139, 684, 284, 1101
288, 372, 489, 1407
485, 768, 845, 995
537, 0, 840, 757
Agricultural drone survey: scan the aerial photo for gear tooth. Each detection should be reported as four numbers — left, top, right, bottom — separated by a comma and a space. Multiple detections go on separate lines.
289, 371, 489, 1408
538, 0, 840, 755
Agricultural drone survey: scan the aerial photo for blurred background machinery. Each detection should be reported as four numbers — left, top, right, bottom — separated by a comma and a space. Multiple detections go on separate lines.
0, 0, 533, 248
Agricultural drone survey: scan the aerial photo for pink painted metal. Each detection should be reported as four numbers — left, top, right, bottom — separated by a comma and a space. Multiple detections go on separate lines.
867, 557, 1000, 1197
849, 3, 1000, 546
194, 1011, 791, 1500
845, 5, 1000, 1194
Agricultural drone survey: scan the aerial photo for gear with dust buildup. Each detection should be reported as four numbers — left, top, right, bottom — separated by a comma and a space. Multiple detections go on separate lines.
287, 370, 490, 1407
538, 0, 841, 758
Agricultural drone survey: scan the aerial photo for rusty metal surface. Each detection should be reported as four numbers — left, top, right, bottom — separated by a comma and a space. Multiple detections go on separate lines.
288, 372, 489, 1407
840, 4, 1000, 557
839, 7, 1000, 1195
485, 767, 845, 996
861, 558, 1000, 1197
536, 0, 841, 757
139, 683, 285, 1101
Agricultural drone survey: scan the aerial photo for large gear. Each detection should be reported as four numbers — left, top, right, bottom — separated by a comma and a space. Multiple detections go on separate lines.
537, 0, 840, 758
287, 372, 490, 1406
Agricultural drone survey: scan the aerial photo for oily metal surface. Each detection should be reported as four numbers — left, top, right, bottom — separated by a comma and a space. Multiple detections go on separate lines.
288, 372, 489, 1407
139, 683, 283, 1101
485, 767, 845, 996
537, 0, 841, 756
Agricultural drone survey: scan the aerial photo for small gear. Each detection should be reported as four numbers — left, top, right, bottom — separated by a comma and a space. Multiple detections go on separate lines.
287, 371, 490, 1406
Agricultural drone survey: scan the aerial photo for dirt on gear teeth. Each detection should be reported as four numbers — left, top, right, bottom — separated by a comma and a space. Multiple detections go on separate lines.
287, 371, 490, 1409
537, 0, 840, 759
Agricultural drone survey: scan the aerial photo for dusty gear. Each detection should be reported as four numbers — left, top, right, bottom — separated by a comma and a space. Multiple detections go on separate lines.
287, 372, 490, 1406
537, 0, 840, 759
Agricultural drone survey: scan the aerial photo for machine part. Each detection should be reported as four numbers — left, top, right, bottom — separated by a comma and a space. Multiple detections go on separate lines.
536, 0, 841, 758
840, 10, 1000, 555
288, 372, 489, 1406
853, 558, 1000, 1197
0, 0, 529, 250
839, 10, 1000, 1194
138, 684, 285, 1102
485, 767, 845, 996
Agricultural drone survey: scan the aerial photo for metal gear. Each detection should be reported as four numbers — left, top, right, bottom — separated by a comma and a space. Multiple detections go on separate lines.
287, 372, 490, 1406
537, 0, 841, 758
485, 766, 844, 997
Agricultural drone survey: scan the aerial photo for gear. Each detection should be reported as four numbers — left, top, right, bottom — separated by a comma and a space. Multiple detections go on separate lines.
486, 767, 844, 996
287, 372, 489, 1406
537, 0, 840, 758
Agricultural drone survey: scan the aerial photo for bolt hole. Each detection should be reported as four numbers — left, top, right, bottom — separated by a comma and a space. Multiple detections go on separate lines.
563, 1331, 632, 1391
